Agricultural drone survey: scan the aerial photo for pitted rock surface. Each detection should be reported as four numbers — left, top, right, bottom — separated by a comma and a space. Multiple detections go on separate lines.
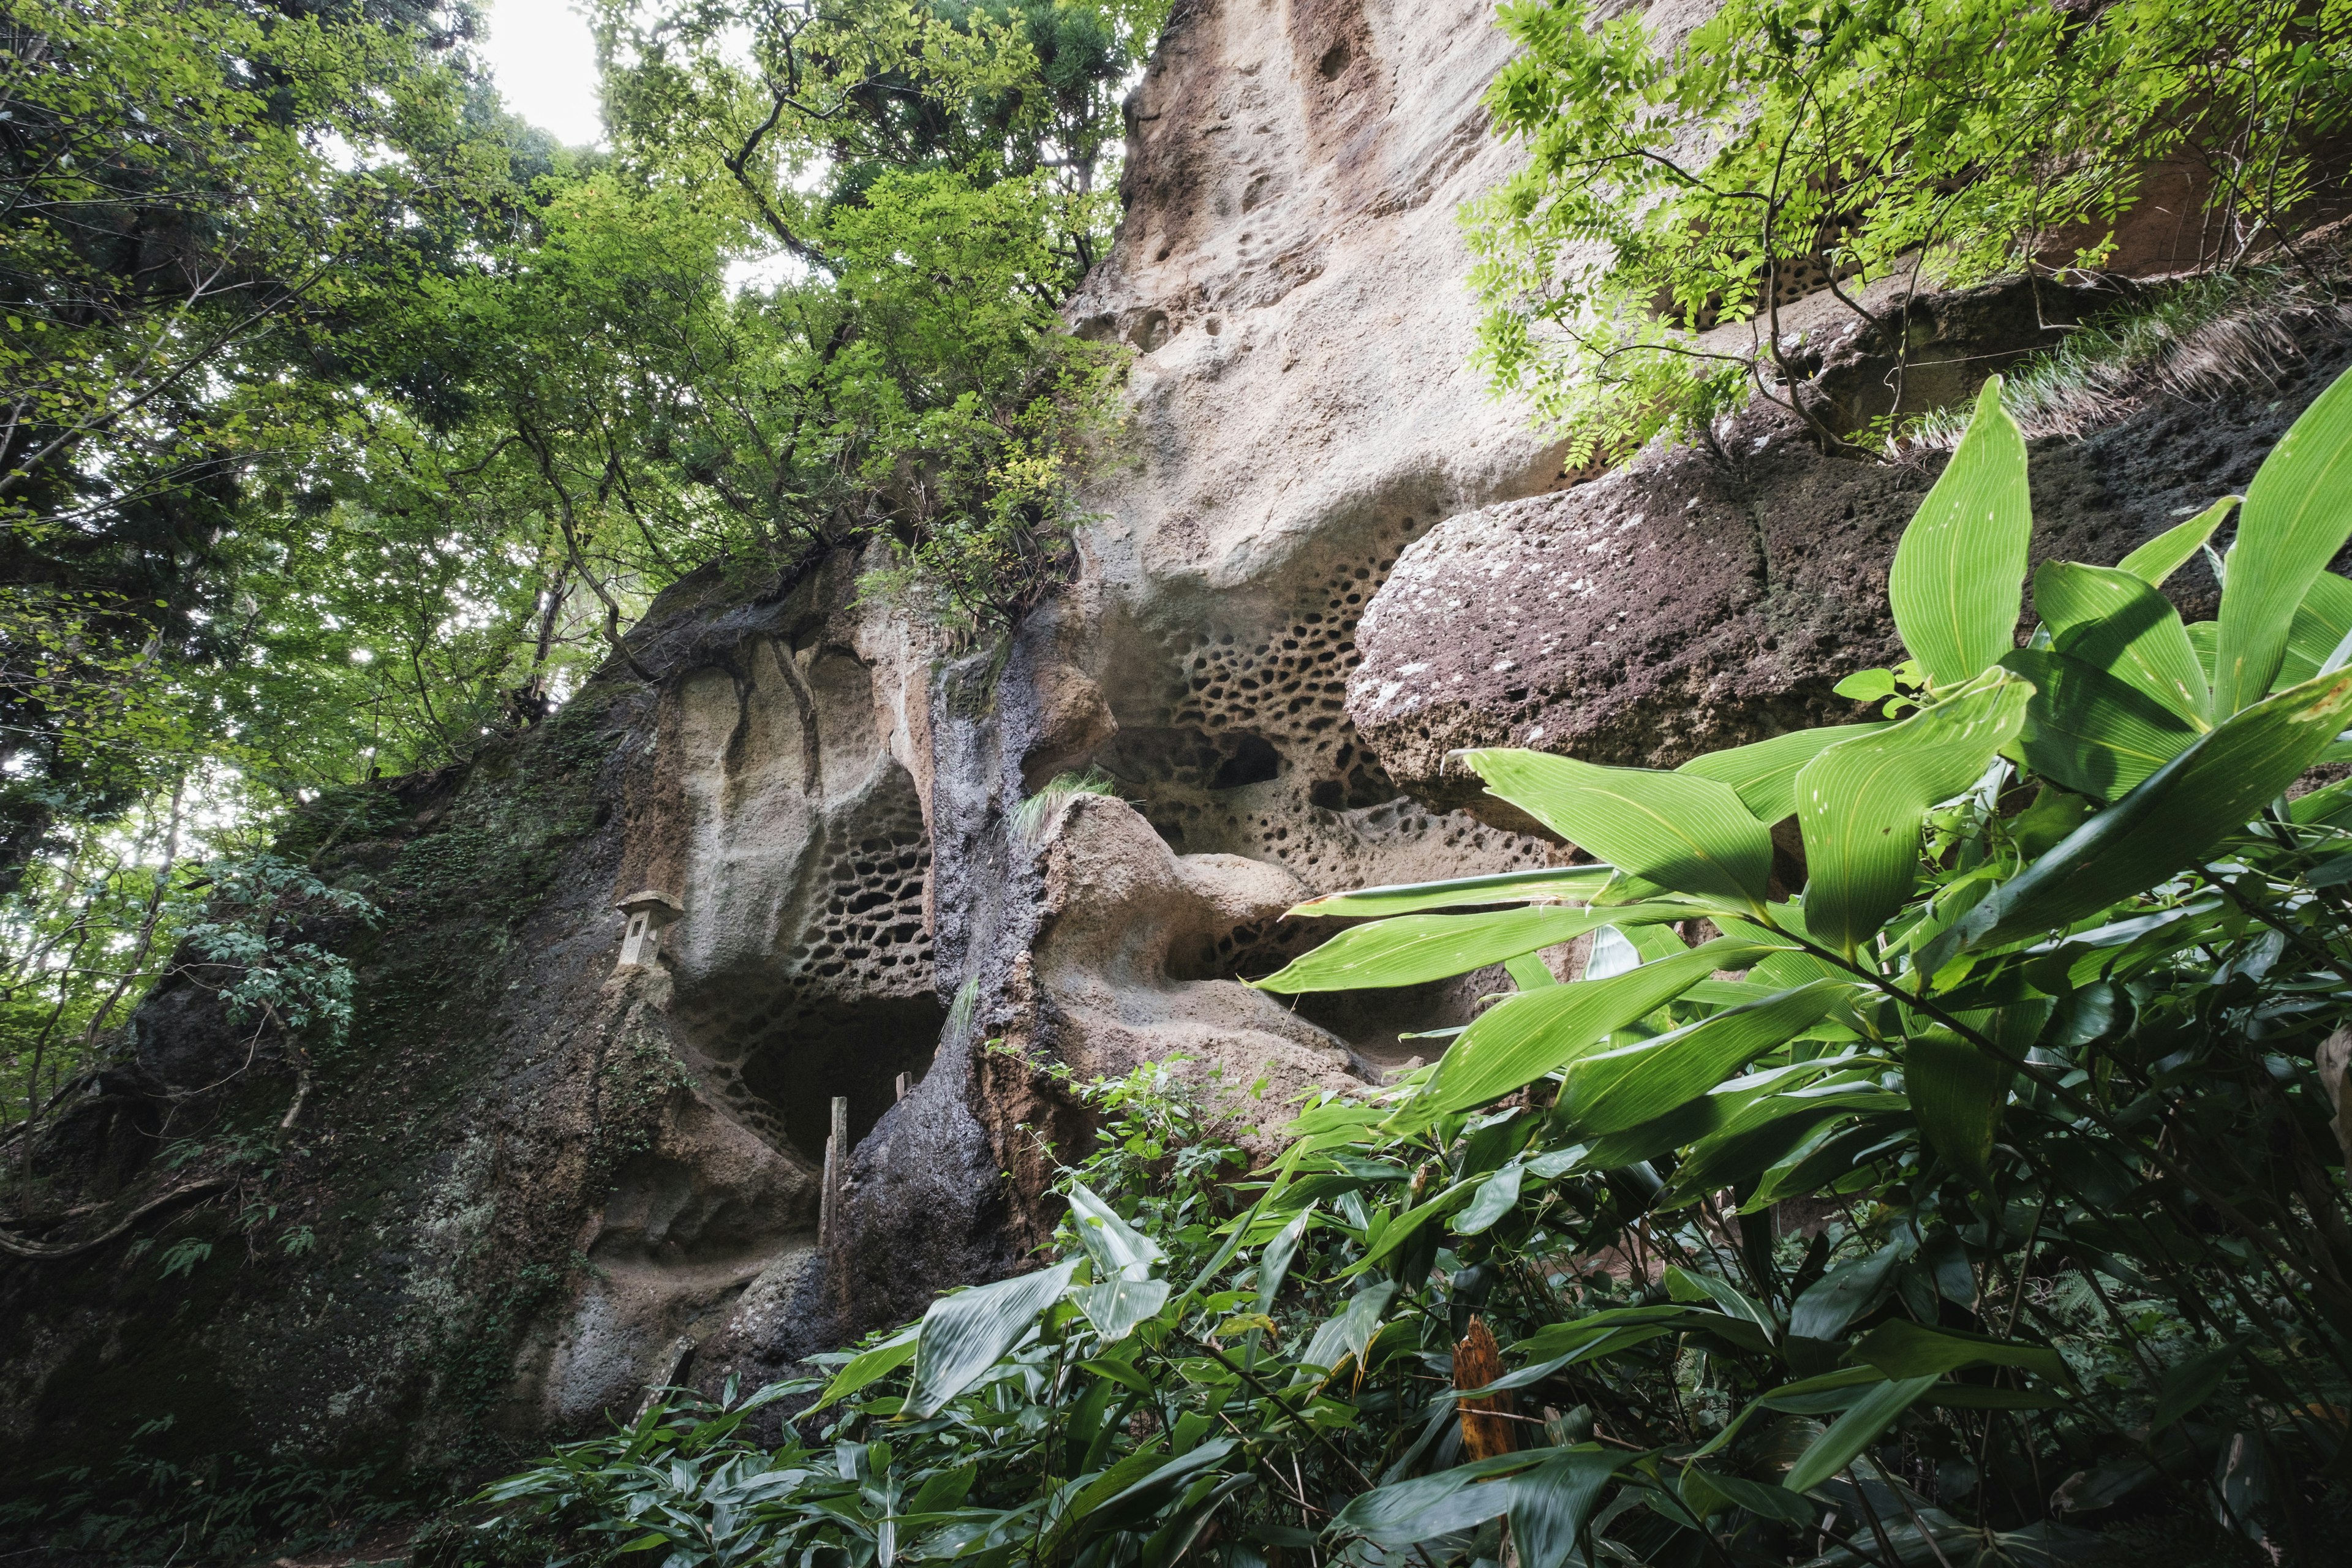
1350, 322, 2352, 829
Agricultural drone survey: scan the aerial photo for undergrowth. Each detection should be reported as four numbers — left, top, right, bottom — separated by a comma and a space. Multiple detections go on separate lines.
0, 1422, 421, 1566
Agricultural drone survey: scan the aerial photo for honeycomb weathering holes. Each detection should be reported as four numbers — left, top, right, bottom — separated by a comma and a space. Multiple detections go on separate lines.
1099, 514, 1548, 891
675, 804, 940, 1163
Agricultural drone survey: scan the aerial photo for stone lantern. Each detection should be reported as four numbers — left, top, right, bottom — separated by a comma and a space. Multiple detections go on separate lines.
613, 889, 684, 971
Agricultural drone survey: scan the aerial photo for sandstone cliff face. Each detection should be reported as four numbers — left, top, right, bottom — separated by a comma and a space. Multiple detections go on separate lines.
9, 0, 2352, 1491
0, 556, 945, 1474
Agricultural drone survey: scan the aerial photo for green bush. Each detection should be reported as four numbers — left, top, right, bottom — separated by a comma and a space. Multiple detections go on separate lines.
1467, 0, 2352, 462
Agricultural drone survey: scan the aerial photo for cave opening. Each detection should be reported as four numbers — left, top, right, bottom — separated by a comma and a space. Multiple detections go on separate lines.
736, 993, 949, 1162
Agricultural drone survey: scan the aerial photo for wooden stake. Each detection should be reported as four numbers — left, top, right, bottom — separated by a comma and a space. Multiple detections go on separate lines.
820, 1134, 836, 1243
820, 1095, 850, 1245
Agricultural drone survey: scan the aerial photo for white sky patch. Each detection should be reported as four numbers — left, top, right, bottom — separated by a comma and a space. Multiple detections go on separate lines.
481, 0, 605, 148
726, 249, 813, 296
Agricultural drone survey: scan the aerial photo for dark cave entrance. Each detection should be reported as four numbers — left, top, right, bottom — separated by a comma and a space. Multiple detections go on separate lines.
737, 993, 949, 1162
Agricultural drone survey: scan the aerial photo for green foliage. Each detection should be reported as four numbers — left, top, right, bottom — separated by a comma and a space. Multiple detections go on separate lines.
179, 854, 383, 1056
0, 0, 1158, 1227
475, 363, 2352, 1566
0, 1420, 415, 1566
1011, 767, 1123, 843
1467, 0, 2352, 462
1885, 380, 2034, 689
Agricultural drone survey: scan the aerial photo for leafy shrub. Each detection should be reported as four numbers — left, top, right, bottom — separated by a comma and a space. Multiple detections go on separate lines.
179, 854, 382, 1058
1468, 0, 2352, 462
470, 368, 2352, 1563
0, 1425, 412, 1567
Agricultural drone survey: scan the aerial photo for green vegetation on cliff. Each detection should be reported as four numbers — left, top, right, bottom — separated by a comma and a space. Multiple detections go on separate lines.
0, 0, 1159, 1166
1468, 0, 2352, 462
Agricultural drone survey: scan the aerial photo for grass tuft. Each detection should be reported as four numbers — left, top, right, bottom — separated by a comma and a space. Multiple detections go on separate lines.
1902, 266, 2352, 452
1010, 768, 1120, 846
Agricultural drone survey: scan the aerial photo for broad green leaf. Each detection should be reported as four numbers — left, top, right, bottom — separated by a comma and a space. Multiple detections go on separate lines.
1298, 1280, 1397, 1378
2293, 776, 2352, 826
1746, 913, 1847, 987
1139, 1472, 1256, 1568
2276, 571, 2352, 689
1464, 749, 1774, 908
1665, 1265, 1781, 1343
1783, 1376, 1941, 1491
814, 1323, 921, 1409
1511, 1450, 1629, 1568
908, 1464, 978, 1516
1421, 937, 1787, 1115
1562, 981, 1847, 1136
1066, 1180, 1162, 1280
1751, 1118, 1907, 1207
2213, 363, 2352, 713
1093, 1441, 1238, 1529
1681, 1464, 1815, 1527
1255, 1207, 1314, 1312
2119, 497, 2236, 587
907, 1258, 1081, 1417
1677, 724, 1885, 823
1904, 1030, 2007, 1184
1849, 1320, 2067, 1383
1076, 1276, 1171, 1342
1575, 1098, 1726, 1174
1757, 1365, 1893, 1412
1934, 666, 2352, 960
1680, 1368, 1887, 1463
1795, 668, 2031, 952
1078, 1357, 1159, 1397
1503, 952, 1560, 990
1451, 1161, 1523, 1235
1287, 865, 1616, 918
2186, 619, 2219, 685
2149, 1340, 2241, 1430
1056, 1439, 1238, 1553
1790, 1239, 1912, 1341
2034, 561, 2209, 723
1889, 376, 2032, 688
1251, 903, 1676, 993
1328, 1452, 1545, 1545
1667, 1083, 1904, 1197
1510, 1305, 1713, 1367
2000, 649, 2198, 800
1836, 668, 1900, 702
1040, 1447, 1175, 1558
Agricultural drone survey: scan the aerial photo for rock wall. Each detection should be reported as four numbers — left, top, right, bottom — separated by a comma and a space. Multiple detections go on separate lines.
1349, 279, 2352, 822
8, 0, 2352, 1495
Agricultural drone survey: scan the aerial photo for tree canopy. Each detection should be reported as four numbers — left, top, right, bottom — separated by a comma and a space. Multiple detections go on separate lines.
1468, 0, 2352, 463
0, 0, 1161, 1145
